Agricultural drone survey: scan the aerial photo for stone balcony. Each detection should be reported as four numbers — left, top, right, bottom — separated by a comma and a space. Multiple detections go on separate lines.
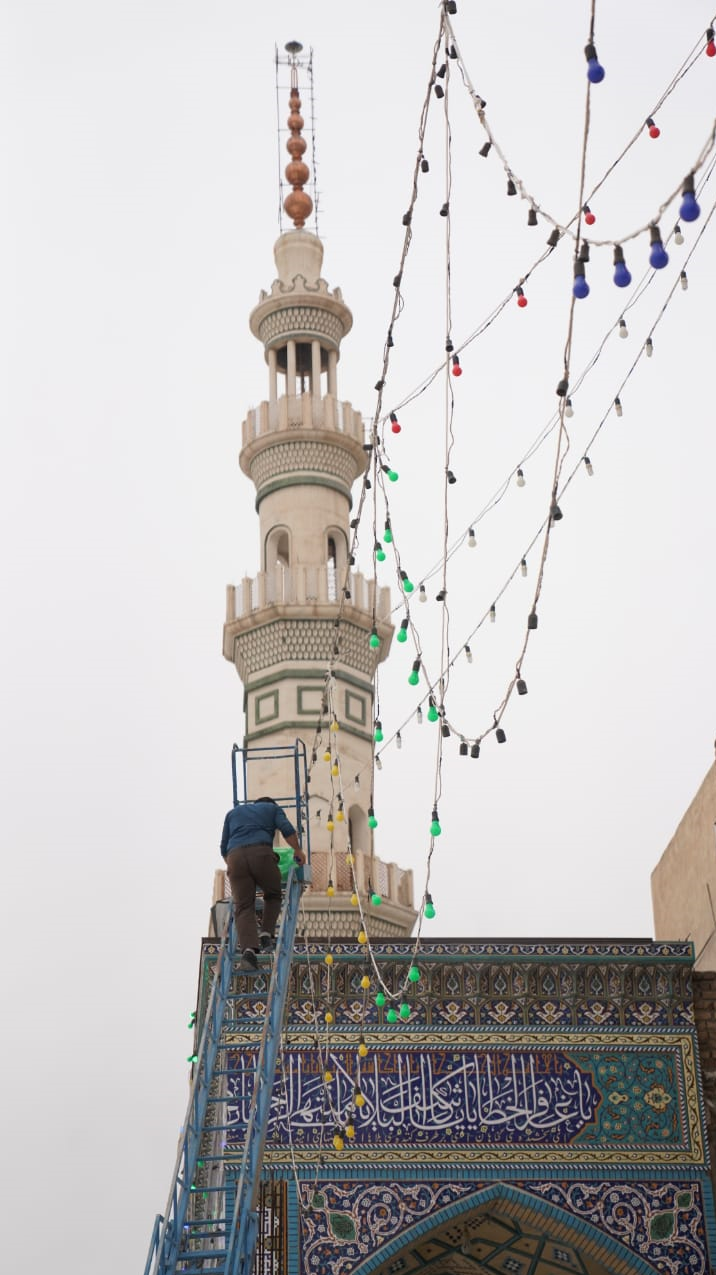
226, 564, 391, 623
241, 393, 364, 452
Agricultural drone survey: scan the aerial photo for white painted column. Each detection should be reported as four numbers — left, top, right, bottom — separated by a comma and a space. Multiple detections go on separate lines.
311, 340, 322, 399
327, 349, 338, 396
286, 340, 296, 395
268, 348, 278, 403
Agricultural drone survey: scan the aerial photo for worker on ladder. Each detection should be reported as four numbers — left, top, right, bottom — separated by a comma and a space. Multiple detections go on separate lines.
220, 796, 305, 972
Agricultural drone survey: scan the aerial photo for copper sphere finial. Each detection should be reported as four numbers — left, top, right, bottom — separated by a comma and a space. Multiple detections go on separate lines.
284, 84, 312, 229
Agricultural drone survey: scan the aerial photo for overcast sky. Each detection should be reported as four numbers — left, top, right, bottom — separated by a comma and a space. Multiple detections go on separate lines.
2, 2, 716, 1271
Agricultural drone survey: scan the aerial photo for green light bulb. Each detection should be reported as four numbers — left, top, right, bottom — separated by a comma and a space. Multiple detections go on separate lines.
374, 726, 383, 742
386, 1007, 398, 1023
430, 819, 442, 837
376, 991, 386, 1007
427, 704, 439, 723
369, 631, 380, 649
403, 578, 414, 593
376, 550, 386, 563
388, 470, 399, 482
187, 1052, 199, 1064
425, 899, 436, 919
383, 527, 393, 543
408, 670, 419, 686
371, 892, 382, 906
368, 815, 378, 829
399, 1003, 411, 1020
396, 627, 407, 643
408, 965, 420, 982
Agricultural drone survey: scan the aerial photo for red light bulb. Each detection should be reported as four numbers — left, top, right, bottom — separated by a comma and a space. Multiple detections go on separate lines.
515, 286, 528, 308
646, 117, 660, 139
707, 28, 716, 56
583, 205, 596, 226
451, 354, 462, 377
390, 412, 401, 434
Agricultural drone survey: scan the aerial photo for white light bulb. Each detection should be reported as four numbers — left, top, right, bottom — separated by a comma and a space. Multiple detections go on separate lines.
520, 558, 527, 577
618, 318, 628, 339
516, 469, 525, 487
565, 398, 574, 418
465, 645, 473, 664
396, 731, 402, 750
584, 456, 594, 476
467, 528, 477, 548
416, 707, 423, 724
645, 337, 653, 358
418, 583, 427, 602
674, 224, 684, 245
489, 604, 496, 623
680, 271, 688, 291
614, 396, 623, 417
375, 755, 382, 770
354, 774, 360, 791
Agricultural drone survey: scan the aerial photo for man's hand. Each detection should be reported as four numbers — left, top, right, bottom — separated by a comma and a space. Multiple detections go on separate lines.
286, 832, 306, 865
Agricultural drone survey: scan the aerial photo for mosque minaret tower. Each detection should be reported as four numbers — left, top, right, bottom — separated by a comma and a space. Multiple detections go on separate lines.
222, 50, 415, 938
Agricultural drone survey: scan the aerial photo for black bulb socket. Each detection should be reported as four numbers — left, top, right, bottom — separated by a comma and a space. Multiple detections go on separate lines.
527, 612, 538, 630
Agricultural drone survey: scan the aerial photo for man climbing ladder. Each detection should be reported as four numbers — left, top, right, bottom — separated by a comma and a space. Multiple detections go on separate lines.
220, 796, 305, 971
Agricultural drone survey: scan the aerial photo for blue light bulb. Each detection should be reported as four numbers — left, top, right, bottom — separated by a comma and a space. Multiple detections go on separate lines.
679, 175, 700, 223
584, 42, 605, 83
612, 246, 632, 288
648, 225, 669, 270
572, 263, 589, 299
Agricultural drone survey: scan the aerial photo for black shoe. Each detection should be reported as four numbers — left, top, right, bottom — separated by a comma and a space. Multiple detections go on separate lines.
239, 949, 259, 972
259, 932, 275, 953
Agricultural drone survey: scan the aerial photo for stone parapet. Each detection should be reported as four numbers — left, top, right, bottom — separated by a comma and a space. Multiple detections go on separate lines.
241, 394, 364, 450
226, 567, 390, 622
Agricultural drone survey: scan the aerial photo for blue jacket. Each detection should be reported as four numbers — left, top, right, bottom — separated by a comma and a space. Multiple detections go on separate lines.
220, 801, 297, 858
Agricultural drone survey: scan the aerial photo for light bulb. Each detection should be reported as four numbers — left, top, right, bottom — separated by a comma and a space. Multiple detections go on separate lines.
516, 468, 526, 487
387, 469, 398, 483
451, 354, 462, 376
375, 545, 386, 562
399, 1003, 411, 1020
430, 807, 442, 836
358, 929, 367, 944
467, 528, 477, 548
369, 628, 380, 649
327, 880, 335, 897
354, 774, 360, 790
613, 245, 632, 288
520, 558, 527, 577
345, 1123, 355, 1140
416, 706, 423, 724
424, 893, 436, 919
375, 756, 382, 771
707, 27, 716, 56
496, 727, 507, 744
584, 456, 594, 476
371, 891, 382, 906
390, 411, 401, 434
583, 204, 596, 226
674, 224, 684, 245
375, 991, 385, 1007
465, 645, 473, 664
386, 1007, 398, 1023
680, 270, 688, 291
528, 611, 538, 630
374, 720, 383, 742
383, 525, 393, 543
331, 763, 339, 777
584, 41, 605, 82
397, 618, 408, 643
400, 572, 414, 593
331, 717, 339, 732
408, 965, 420, 982
648, 225, 668, 270
679, 173, 700, 223
565, 398, 574, 418
418, 582, 427, 602
489, 604, 496, 622
516, 285, 528, 306
646, 116, 660, 139
516, 678, 528, 695
572, 261, 589, 299
368, 808, 378, 829
614, 396, 623, 417
618, 318, 628, 339
645, 337, 654, 358
427, 700, 439, 723
396, 731, 402, 750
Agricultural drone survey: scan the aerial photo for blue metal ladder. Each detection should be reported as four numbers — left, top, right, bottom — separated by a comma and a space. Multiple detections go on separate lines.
143, 742, 311, 1275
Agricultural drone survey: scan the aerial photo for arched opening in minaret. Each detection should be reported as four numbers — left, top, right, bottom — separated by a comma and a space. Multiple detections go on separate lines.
265, 527, 290, 573
275, 339, 329, 397
348, 803, 368, 858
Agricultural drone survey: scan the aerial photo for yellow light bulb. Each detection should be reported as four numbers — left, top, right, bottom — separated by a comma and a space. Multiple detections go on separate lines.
350, 893, 359, 907
358, 1042, 368, 1058
336, 809, 344, 822
325, 1011, 334, 1024
326, 885, 335, 897
354, 1091, 365, 1108
326, 819, 334, 832
331, 719, 340, 732
360, 975, 370, 990
325, 953, 333, 965
346, 853, 354, 866
333, 1133, 344, 1151
331, 764, 339, 777
345, 1122, 355, 1139
358, 930, 367, 945
323, 751, 331, 763
324, 1070, 333, 1083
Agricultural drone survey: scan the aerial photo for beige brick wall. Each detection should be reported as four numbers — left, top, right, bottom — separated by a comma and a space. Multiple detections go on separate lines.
651, 764, 716, 969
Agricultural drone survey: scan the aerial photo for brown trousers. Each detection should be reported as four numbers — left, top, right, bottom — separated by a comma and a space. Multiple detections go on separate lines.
225, 843, 282, 952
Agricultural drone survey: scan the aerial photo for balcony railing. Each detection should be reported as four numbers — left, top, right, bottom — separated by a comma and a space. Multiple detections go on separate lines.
226, 565, 391, 622
242, 393, 364, 449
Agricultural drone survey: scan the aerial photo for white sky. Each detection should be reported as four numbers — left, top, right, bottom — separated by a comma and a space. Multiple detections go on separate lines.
2, 2, 716, 1271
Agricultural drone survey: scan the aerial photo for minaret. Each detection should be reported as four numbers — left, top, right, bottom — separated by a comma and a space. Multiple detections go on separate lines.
222, 52, 416, 938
